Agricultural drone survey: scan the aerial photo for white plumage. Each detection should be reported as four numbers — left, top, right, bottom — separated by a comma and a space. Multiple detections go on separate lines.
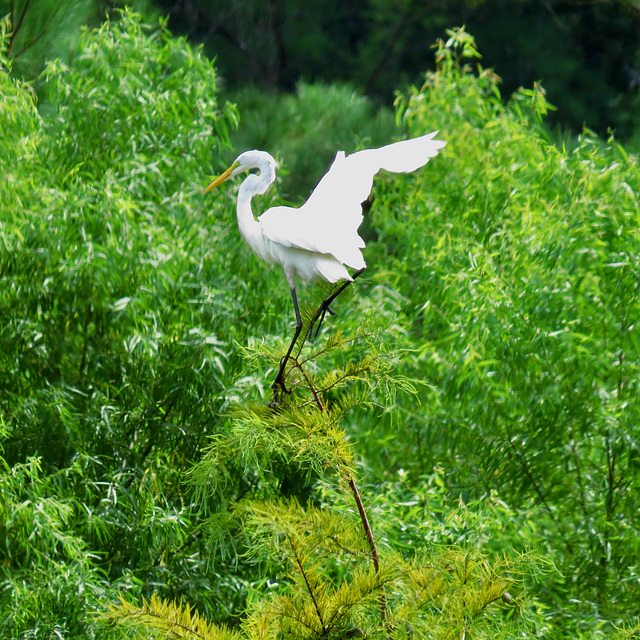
205, 131, 446, 392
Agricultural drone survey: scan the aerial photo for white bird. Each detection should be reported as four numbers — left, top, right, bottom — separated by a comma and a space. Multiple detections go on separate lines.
205, 131, 446, 393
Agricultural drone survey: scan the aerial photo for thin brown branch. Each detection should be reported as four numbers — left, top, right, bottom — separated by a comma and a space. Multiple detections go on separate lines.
347, 474, 390, 625
268, 609, 318, 634
295, 360, 325, 411
322, 534, 369, 560
347, 477, 380, 574
286, 533, 326, 632
293, 332, 389, 626
7, 0, 32, 57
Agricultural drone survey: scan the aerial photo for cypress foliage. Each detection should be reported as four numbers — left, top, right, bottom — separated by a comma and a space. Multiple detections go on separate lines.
107, 313, 544, 639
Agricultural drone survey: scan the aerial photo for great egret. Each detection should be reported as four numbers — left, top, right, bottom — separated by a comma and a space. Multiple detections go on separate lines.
205, 131, 446, 392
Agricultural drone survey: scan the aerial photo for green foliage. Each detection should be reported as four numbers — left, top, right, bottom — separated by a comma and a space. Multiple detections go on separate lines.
228, 81, 398, 198
42, 13, 237, 190
108, 327, 544, 639
0, 455, 113, 638
358, 28, 640, 637
105, 593, 243, 639
0, 10, 246, 636
2, 11, 640, 639
2, 9, 240, 466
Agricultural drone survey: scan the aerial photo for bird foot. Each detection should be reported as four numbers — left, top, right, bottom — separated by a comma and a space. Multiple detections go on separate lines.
272, 375, 290, 395
308, 304, 336, 339
272, 358, 291, 395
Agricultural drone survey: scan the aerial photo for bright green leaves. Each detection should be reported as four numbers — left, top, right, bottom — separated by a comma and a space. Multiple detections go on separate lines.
2, 9, 242, 463
42, 10, 238, 194
0, 11, 245, 636
105, 593, 244, 640
0, 455, 110, 638
369, 26, 640, 635
0, 54, 42, 221
182, 318, 542, 640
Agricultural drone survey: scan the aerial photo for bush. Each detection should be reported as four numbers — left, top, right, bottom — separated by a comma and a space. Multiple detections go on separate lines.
356, 28, 640, 636
1, 10, 246, 636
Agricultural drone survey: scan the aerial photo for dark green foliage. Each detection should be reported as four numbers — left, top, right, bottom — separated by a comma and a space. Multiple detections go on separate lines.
158, 0, 640, 138
6, 0, 640, 137
462, 0, 640, 136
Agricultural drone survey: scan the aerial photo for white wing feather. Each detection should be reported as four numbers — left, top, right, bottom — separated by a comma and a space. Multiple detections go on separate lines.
259, 131, 446, 267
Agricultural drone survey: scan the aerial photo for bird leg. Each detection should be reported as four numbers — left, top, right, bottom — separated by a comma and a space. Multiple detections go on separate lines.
273, 284, 303, 394
308, 268, 366, 339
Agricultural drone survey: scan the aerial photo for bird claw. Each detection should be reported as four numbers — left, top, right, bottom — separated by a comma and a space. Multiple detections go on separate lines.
308, 304, 336, 340
272, 357, 291, 395
272, 376, 290, 395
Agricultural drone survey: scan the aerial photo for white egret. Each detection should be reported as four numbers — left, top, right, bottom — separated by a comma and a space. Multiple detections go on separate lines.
205, 131, 446, 392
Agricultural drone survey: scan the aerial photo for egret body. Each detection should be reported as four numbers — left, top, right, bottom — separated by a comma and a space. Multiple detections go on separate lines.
205, 132, 446, 392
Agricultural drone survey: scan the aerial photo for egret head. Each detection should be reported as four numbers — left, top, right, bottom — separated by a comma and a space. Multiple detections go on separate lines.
204, 150, 276, 194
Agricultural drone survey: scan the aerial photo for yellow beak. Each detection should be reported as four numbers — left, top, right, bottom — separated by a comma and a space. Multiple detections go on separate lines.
204, 161, 240, 194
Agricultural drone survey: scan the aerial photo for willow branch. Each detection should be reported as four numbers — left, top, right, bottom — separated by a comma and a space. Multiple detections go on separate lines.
347, 476, 380, 573
347, 473, 389, 624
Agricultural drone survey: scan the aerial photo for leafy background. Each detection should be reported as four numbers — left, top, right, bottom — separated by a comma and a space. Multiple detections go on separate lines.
1, 2, 640, 638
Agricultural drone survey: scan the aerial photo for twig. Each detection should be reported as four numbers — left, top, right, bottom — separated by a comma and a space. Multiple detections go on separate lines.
13, 0, 65, 59
296, 360, 325, 411
347, 476, 380, 574
7, 0, 31, 58
347, 474, 389, 624
286, 533, 327, 633
323, 534, 369, 560
292, 332, 389, 626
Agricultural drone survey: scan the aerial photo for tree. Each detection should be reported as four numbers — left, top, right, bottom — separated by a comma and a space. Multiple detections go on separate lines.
105, 322, 544, 639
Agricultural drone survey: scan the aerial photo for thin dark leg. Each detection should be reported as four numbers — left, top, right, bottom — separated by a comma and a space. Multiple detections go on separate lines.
273, 285, 303, 394
308, 268, 366, 339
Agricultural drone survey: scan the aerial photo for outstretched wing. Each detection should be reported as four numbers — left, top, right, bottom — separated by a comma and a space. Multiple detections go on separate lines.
260, 131, 446, 267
